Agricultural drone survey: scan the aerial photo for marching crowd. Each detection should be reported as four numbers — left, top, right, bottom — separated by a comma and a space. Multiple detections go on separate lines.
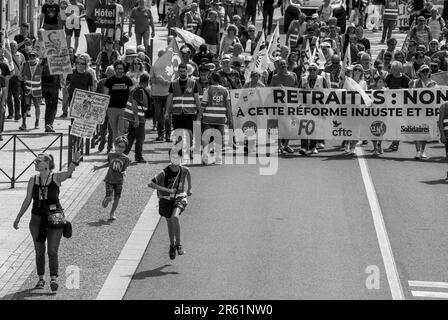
5, 0, 448, 290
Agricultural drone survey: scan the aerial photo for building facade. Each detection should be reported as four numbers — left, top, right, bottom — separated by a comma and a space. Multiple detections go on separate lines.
0, 0, 42, 39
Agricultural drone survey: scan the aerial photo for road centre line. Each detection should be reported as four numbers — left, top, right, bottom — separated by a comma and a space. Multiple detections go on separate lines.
356, 147, 405, 300
411, 291, 448, 299
96, 191, 160, 300
409, 281, 448, 289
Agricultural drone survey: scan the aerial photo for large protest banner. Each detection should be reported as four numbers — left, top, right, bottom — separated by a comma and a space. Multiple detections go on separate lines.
230, 87, 446, 141
93, 4, 116, 28
70, 89, 110, 123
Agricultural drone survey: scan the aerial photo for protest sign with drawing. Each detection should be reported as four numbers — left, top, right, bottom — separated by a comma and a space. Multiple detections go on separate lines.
43, 29, 69, 57
70, 119, 98, 139
69, 89, 110, 124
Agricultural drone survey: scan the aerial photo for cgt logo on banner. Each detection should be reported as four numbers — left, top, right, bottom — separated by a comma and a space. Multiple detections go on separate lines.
230, 87, 445, 141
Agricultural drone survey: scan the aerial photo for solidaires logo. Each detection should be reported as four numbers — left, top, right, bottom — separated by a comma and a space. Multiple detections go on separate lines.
370, 121, 387, 137
400, 124, 430, 134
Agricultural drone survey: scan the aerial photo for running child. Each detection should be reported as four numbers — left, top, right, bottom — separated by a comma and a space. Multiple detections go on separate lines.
93, 136, 131, 220
148, 148, 192, 260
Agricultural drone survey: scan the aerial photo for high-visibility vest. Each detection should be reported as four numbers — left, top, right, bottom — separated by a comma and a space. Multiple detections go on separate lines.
202, 85, 229, 125
23, 62, 43, 98
172, 78, 197, 115
184, 12, 197, 33
383, 0, 398, 21
288, 21, 301, 48
301, 75, 326, 89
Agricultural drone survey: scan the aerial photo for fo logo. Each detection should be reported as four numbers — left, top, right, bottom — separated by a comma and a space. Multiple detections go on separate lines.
242, 121, 257, 136
370, 121, 387, 137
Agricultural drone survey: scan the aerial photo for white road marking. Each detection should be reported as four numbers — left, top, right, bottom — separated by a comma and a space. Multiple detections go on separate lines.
411, 291, 448, 299
96, 191, 160, 300
356, 147, 405, 300
409, 281, 448, 289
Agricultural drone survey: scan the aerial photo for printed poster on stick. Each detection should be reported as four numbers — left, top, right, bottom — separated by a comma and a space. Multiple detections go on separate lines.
69, 89, 110, 124
43, 29, 69, 57
70, 119, 98, 139
48, 55, 73, 75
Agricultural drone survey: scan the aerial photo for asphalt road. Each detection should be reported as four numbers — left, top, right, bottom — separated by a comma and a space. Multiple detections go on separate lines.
123, 11, 448, 301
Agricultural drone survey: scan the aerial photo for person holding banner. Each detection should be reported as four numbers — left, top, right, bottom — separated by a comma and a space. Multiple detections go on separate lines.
299, 62, 328, 156
271, 58, 299, 154
342, 63, 368, 156
409, 64, 437, 160
437, 101, 448, 182
384, 61, 410, 152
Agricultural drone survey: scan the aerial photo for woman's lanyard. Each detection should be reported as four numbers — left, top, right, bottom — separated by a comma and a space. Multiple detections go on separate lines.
39, 174, 51, 205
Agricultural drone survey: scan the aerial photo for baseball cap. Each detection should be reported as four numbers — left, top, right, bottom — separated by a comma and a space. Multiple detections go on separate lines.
221, 54, 231, 61
312, 13, 319, 19
308, 62, 318, 69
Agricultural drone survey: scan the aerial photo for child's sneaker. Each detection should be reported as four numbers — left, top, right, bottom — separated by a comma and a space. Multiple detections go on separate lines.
50, 279, 58, 292
169, 245, 176, 260
176, 244, 185, 255
102, 196, 112, 208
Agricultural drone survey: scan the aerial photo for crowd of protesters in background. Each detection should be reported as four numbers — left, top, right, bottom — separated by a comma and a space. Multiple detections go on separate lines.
1, 0, 448, 181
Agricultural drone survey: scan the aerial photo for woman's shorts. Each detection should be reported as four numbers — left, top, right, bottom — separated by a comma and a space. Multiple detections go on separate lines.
159, 197, 188, 218
105, 182, 123, 199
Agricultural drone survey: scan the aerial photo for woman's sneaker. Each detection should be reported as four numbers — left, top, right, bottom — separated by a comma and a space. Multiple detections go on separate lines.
50, 279, 58, 292
176, 244, 185, 255
35, 279, 45, 289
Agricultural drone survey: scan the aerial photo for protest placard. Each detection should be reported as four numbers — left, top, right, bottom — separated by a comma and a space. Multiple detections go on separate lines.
231, 87, 446, 141
93, 4, 116, 28
43, 29, 69, 57
70, 119, 97, 139
48, 55, 73, 75
69, 89, 110, 124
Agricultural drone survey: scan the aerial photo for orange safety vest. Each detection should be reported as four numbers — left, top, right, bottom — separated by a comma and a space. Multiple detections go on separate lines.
202, 85, 229, 125
23, 62, 43, 98
172, 78, 198, 115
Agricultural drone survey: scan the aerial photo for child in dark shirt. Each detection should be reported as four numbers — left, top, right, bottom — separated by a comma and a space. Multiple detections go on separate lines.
93, 136, 131, 220
148, 148, 192, 260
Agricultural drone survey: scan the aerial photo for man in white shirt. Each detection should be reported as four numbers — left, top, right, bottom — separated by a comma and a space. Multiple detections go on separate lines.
8, 41, 25, 121
65, 0, 85, 53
